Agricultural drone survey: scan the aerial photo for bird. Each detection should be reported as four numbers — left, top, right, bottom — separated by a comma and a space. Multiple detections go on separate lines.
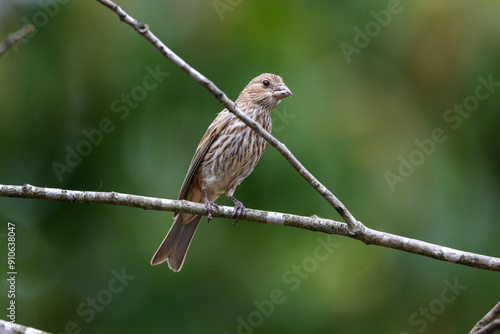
151, 73, 292, 272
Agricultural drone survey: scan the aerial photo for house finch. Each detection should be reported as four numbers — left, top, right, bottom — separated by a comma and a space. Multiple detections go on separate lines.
151, 73, 292, 272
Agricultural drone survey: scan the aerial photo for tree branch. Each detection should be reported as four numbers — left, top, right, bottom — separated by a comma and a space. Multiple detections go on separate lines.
94, 0, 360, 233
0, 25, 35, 56
471, 301, 500, 334
0, 319, 52, 334
472, 320, 500, 334
0, 183, 349, 235
2, 183, 500, 273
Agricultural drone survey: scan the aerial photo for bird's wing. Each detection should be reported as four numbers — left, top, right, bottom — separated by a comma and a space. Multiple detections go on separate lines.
177, 111, 233, 201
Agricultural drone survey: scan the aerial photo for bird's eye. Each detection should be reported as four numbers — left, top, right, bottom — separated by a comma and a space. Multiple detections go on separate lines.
262, 80, 270, 87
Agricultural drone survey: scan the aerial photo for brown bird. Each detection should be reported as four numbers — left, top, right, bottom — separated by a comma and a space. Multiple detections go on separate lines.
151, 73, 292, 272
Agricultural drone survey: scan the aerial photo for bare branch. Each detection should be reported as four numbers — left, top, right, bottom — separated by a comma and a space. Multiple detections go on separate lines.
2, 183, 500, 272
0, 25, 35, 56
473, 319, 500, 334
0, 319, 52, 334
0, 183, 349, 234
471, 301, 500, 334
94, 0, 360, 232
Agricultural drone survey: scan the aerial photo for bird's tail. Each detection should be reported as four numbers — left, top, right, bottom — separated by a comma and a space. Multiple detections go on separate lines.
150, 213, 202, 272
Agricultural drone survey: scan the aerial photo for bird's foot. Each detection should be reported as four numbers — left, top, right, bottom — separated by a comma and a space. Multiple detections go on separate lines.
205, 200, 219, 222
203, 189, 219, 223
228, 196, 246, 225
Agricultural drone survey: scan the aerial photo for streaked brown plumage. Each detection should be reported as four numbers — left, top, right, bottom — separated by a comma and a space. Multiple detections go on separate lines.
151, 73, 292, 272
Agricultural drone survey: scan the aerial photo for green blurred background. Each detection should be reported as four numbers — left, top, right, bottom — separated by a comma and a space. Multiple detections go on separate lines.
1, 0, 500, 333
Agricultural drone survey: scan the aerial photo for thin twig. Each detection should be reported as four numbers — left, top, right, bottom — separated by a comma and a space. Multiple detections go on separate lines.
0, 319, 52, 334
473, 319, 500, 334
94, 0, 360, 233
2, 183, 500, 272
471, 302, 500, 334
0, 25, 35, 56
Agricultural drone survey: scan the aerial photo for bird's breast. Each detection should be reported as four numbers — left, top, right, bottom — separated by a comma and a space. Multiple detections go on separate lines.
199, 116, 271, 194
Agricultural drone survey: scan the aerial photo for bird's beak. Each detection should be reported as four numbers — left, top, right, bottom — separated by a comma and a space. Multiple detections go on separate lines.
273, 84, 292, 99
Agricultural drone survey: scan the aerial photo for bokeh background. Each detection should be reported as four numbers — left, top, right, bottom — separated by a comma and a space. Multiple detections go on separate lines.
1, 0, 500, 333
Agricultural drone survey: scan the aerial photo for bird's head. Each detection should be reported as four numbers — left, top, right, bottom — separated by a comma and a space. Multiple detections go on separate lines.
237, 73, 292, 109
